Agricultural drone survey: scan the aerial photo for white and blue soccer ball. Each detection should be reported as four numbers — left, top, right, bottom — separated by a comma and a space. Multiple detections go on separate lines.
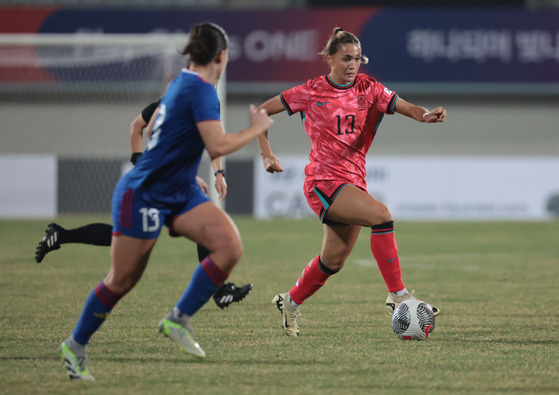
391, 299, 435, 341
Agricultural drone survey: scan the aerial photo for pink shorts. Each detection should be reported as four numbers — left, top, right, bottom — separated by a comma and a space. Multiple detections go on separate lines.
304, 180, 350, 225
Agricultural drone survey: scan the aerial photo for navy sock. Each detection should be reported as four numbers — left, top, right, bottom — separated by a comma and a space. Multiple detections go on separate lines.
176, 257, 227, 316
72, 282, 122, 345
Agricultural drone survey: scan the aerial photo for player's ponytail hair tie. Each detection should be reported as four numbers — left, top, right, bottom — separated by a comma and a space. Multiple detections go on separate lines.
320, 27, 369, 64
182, 22, 229, 66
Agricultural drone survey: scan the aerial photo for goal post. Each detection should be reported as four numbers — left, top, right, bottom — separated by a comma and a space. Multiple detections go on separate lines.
0, 33, 226, 210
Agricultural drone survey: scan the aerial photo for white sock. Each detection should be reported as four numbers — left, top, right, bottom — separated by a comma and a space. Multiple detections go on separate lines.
395, 288, 408, 296
288, 294, 300, 309
67, 336, 86, 351
171, 306, 191, 323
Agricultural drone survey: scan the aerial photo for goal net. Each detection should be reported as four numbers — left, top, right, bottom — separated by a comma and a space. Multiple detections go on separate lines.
0, 33, 191, 100
0, 33, 225, 214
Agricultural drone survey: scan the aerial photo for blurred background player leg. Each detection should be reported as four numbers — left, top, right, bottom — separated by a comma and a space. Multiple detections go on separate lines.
35, 222, 252, 308
35, 223, 112, 263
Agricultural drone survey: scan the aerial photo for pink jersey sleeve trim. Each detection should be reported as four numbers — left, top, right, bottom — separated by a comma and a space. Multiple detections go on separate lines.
387, 94, 398, 114
279, 93, 294, 115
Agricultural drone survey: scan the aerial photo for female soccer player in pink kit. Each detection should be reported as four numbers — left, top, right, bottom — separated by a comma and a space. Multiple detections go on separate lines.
257, 27, 446, 337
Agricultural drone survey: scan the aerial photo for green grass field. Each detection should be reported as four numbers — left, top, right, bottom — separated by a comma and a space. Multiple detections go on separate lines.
1, 216, 558, 394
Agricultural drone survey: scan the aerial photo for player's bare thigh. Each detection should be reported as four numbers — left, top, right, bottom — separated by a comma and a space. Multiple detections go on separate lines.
326, 184, 392, 227
105, 235, 157, 295
171, 201, 242, 274
320, 224, 361, 271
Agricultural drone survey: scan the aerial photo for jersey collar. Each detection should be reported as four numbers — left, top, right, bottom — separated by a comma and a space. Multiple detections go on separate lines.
326, 74, 356, 90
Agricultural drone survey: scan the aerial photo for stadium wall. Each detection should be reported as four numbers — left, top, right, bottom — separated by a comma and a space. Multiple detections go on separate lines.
2, 153, 558, 220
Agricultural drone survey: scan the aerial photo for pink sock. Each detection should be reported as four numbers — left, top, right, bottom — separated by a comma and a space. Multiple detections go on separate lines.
289, 256, 337, 305
370, 221, 405, 293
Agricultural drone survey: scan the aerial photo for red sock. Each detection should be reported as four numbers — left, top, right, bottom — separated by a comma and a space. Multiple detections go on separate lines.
289, 256, 337, 305
370, 221, 405, 293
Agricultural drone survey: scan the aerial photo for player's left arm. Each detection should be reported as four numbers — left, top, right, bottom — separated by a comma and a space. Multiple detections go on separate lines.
394, 97, 446, 123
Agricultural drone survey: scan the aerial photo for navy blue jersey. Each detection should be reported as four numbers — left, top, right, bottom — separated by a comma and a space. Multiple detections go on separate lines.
125, 69, 220, 206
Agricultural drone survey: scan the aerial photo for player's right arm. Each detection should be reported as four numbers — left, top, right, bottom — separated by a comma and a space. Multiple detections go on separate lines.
198, 104, 273, 159
144, 105, 159, 142
130, 114, 147, 154
394, 98, 446, 123
256, 95, 286, 174
130, 99, 161, 165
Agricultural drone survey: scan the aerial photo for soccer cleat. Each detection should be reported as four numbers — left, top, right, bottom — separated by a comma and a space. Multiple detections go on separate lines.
35, 223, 64, 263
213, 283, 253, 309
59, 339, 95, 381
158, 318, 206, 358
386, 291, 440, 317
272, 292, 301, 337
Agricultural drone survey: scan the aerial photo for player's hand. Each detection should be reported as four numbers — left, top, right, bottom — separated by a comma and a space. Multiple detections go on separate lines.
214, 174, 227, 200
250, 104, 274, 133
423, 107, 446, 123
196, 176, 210, 196
262, 155, 283, 174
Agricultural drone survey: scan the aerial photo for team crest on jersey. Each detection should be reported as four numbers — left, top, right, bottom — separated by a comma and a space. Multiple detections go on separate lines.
357, 95, 366, 109
384, 87, 393, 95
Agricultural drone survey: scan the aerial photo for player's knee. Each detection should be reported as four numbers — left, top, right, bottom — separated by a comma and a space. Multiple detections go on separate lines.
371, 204, 392, 226
216, 233, 243, 264
320, 253, 347, 272
104, 275, 137, 295
228, 240, 243, 263
326, 259, 345, 272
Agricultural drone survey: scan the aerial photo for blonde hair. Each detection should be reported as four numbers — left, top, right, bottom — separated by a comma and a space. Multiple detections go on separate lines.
319, 27, 369, 64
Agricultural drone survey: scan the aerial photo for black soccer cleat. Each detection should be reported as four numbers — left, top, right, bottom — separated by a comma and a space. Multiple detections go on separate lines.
213, 283, 253, 309
35, 223, 64, 263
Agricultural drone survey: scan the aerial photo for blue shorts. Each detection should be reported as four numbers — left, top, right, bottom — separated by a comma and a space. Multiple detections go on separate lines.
111, 176, 211, 239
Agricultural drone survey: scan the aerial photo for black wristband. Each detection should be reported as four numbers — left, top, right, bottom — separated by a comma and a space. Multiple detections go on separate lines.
214, 169, 225, 177
130, 152, 142, 165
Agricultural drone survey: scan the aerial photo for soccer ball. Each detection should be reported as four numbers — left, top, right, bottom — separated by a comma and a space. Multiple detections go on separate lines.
391, 299, 435, 341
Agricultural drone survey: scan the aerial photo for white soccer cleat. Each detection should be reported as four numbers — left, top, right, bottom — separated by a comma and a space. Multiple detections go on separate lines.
59, 339, 95, 381
158, 318, 206, 358
386, 291, 440, 317
272, 292, 301, 337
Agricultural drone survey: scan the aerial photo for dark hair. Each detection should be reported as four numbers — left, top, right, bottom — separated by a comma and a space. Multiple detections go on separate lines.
320, 27, 369, 64
181, 22, 229, 66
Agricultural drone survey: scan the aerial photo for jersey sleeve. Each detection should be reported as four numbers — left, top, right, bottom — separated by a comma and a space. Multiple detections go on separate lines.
367, 79, 398, 115
280, 82, 310, 115
141, 98, 162, 123
191, 82, 221, 123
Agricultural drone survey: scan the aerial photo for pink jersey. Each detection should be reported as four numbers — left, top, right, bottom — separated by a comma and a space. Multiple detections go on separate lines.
281, 73, 398, 189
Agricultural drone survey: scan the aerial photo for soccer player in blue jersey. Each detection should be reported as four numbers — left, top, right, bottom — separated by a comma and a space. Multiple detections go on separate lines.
59, 22, 273, 380
35, 99, 252, 309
